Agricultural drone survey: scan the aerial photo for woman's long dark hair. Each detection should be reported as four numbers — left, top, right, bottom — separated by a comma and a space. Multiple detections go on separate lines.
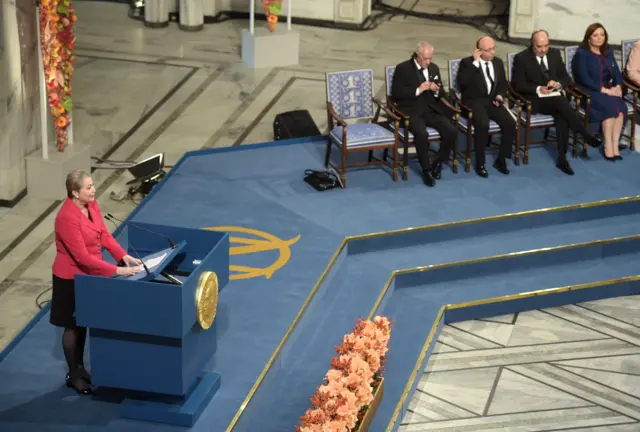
580, 23, 609, 55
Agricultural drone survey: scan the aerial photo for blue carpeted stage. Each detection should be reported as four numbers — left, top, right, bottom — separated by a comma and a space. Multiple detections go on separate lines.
2, 136, 640, 432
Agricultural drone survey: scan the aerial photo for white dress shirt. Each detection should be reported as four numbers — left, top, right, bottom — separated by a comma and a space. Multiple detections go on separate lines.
536, 54, 549, 93
473, 59, 495, 94
414, 59, 430, 96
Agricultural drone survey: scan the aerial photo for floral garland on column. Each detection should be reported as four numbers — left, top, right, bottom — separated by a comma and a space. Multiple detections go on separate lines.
39, 0, 77, 152
262, 0, 283, 32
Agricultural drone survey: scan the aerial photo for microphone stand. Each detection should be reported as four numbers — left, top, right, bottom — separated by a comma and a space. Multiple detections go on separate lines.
104, 216, 149, 276
106, 213, 176, 248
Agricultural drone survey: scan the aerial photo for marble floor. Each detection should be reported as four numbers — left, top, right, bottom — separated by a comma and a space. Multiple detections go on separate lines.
401, 296, 640, 431
1, 2, 639, 431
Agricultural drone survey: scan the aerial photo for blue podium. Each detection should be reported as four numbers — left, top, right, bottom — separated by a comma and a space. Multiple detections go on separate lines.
74, 221, 230, 426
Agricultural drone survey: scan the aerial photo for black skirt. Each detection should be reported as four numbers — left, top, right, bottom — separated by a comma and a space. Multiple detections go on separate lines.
49, 274, 77, 328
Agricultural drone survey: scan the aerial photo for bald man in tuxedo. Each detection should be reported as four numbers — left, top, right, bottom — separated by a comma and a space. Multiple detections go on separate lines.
511, 30, 602, 175
457, 36, 516, 178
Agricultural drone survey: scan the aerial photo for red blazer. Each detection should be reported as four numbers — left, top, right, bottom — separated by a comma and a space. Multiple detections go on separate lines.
52, 198, 127, 279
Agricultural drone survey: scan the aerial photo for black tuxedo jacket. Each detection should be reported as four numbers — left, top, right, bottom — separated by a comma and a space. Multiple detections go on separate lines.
457, 56, 508, 105
510, 47, 570, 111
390, 57, 446, 118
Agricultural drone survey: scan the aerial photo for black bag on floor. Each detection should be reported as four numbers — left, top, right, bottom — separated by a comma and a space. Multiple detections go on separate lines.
274, 110, 321, 140
304, 170, 340, 191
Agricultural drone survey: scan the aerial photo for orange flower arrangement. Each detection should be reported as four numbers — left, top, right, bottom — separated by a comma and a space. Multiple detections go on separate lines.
296, 316, 393, 432
39, 0, 77, 151
262, 0, 282, 32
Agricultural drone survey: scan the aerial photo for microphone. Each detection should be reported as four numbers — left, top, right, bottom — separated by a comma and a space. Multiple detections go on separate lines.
128, 242, 151, 276
104, 216, 149, 276
106, 213, 176, 248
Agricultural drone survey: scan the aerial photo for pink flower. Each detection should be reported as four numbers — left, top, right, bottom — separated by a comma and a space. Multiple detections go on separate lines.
325, 369, 343, 383
327, 420, 348, 431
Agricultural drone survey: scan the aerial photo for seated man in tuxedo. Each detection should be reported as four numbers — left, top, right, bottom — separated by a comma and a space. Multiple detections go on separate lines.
458, 36, 515, 178
511, 29, 601, 175
391, 41, 458, 187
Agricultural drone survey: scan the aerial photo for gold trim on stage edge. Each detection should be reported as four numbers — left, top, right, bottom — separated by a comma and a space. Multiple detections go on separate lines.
225, 194, 640, 431
196, 271, 219, 330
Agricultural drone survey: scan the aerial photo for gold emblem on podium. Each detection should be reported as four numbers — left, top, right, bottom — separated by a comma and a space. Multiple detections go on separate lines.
195, 271, 219, 330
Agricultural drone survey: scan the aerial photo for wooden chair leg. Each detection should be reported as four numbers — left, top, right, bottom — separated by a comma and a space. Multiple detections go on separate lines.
325, 139, 332, 167
524, 125, 530, 165
368, 150, 374, 162
392, 145, 398, 182
452, 136, 459, 174
630, 111, 637, 151
403, 141, 410, 181
466, 128, 472, 172
341, 146, 347, 188
514, 125, 521, 166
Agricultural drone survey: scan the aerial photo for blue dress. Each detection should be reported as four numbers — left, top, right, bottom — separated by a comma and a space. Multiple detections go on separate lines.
572, 47, 627, 122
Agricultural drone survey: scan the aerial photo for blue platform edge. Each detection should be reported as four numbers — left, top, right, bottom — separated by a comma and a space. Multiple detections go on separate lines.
119, 371, 222, 427
385, 277, 640, 432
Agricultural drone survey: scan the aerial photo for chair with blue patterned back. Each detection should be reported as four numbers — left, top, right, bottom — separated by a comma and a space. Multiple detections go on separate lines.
506, 52, 566, 164
382, 65, 461, 179
563, 45, 593, 157
325, 69, 400, 187
447, 58, 521, 172
622, 39, 638, 71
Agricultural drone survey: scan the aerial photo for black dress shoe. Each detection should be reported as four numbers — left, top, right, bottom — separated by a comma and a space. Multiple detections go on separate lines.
475, 166, 489, 178
423, 170, 436, 187
66, 366, 92, 384
431, 161, 442, 180
66, 376, 94, 395
587, 135, 603, 147
556, 159, 574, 175
493, 159, 510, 175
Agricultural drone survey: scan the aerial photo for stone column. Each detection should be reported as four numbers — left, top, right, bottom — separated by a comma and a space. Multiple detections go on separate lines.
144, 0, 171, 28
508, 0, 539, 40
0, 0, 40, 207
334, 0, 370, 25
179, 0, 204, 31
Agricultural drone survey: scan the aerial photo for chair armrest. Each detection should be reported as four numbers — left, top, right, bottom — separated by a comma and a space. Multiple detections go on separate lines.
438, 97, 461, 114
623, 77, 640, 93
373, 97, 400, 122
450, 91, 473, 113
505, 91, 522, 107
568, 83, 589, 100
388, 101, 410, 120
327, 102, 347, 127
508, 85, 532, 106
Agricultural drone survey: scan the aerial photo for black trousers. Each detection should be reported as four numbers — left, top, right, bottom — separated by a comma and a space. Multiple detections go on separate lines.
409, 107, 457, 172
534, 96, 591, 161
467, 101, 516, 167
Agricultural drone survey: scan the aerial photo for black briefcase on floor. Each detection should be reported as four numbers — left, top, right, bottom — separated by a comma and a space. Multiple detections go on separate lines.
273, 110, 321, 140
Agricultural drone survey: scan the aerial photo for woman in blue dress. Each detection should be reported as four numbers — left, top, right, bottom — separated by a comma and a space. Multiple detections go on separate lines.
572, 23, 627, 160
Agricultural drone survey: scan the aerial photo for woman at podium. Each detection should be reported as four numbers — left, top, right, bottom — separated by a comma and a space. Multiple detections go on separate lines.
50, 170, 142, 395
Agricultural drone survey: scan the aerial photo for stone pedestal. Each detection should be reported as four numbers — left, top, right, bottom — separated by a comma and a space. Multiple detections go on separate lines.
145, 0, 170, 28
179, 0, 204, 31
242, 27, 300, 68
24, 144, 92, 200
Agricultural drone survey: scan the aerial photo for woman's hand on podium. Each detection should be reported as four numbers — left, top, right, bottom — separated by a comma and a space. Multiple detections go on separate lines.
122, 255, 143, 267
116, 265, 142, 276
